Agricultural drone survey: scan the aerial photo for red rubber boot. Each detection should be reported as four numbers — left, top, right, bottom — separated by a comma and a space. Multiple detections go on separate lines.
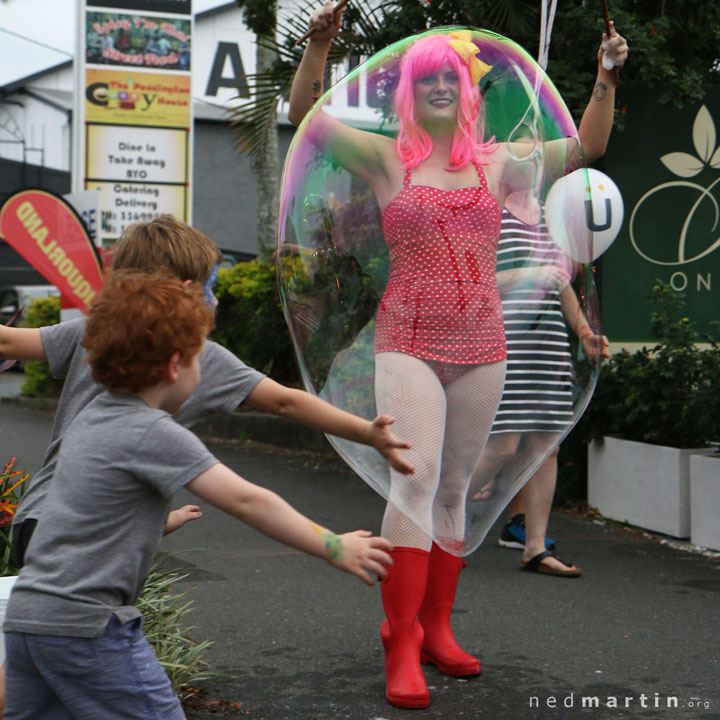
418, 543, 481, 677
380, 546, 430, 709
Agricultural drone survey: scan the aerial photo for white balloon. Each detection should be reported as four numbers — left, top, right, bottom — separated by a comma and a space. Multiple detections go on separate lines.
545, 168, 624, 262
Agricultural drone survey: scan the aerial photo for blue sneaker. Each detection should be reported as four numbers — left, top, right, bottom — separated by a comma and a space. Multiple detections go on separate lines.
498, 513, 555, 551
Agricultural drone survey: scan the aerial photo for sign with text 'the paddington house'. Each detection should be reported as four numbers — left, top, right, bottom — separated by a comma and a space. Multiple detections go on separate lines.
74, 0, 193, 244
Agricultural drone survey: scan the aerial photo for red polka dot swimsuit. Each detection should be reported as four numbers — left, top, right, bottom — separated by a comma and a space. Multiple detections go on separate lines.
375, 160, 506, 381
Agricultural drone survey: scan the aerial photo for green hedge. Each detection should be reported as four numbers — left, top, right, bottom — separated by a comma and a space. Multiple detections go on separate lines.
212, 259, 300, 386
21, 297, 63, 398
556, 283, 720, 504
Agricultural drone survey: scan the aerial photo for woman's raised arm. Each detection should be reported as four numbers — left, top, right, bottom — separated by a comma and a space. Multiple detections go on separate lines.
288, 2, 340, 127
288, 2, 394, 186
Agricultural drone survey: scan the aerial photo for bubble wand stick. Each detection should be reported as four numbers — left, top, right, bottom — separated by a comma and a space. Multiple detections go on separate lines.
599, 0, 612, 35
295, 0, 351, 46
599, 0, 620, 85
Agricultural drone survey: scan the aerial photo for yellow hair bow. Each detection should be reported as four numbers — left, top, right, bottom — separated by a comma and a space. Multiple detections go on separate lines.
447, 30, 492, 85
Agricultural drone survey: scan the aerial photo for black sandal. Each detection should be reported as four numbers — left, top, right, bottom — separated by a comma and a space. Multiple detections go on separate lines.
521, 550, 581, 577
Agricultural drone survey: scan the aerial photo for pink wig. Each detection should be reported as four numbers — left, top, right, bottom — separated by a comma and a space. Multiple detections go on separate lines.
394, 34, 493, 170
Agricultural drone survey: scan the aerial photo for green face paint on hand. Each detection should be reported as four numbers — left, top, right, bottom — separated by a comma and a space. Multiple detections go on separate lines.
312, 523, 343, 562
323, 532, 343, 561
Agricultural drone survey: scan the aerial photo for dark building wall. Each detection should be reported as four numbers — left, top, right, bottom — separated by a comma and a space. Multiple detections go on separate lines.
0, 158, 71, 286
0, 243, 47, 286
0, 157, 70, 207
191, 120, 294, 256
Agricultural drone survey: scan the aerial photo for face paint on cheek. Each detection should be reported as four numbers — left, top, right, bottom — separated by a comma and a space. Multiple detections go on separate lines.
203, 264, 219, 307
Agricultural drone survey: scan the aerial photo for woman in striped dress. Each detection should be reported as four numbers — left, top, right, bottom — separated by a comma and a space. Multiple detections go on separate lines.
471, 207, 607, 576
494, 210, 576, 437
470, 25, 627, 576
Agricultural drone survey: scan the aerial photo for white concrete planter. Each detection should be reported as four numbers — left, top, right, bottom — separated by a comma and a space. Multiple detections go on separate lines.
0, 575, 18, 666
588, 437, 711, 538
690, 454, 720, 551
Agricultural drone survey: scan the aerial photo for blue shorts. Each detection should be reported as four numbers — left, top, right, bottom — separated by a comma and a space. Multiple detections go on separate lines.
4, 616, 185, 720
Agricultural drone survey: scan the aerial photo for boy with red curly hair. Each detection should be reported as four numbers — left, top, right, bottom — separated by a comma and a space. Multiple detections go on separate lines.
2, 271, 393, 720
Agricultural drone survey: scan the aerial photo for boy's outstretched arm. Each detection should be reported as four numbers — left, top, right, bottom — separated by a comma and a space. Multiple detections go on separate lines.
246, 378, 415, 475
0, 326, 46, 362
186, 463, 393, 586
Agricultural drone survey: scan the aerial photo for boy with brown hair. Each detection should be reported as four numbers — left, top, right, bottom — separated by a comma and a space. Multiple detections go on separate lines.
0, 214, 413, 568
2, 271, 393, 720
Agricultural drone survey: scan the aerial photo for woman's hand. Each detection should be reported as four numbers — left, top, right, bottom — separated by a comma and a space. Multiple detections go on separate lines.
581, 333, 610, 360
515, 265, 569, 291
497, 264, 570, 294
308, 1, 343, 45
599, 21, 628, 70
535, 264, 571, 290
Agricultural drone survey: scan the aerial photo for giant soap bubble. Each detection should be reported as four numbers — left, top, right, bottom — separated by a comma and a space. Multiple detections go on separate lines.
278, 28, 602, 555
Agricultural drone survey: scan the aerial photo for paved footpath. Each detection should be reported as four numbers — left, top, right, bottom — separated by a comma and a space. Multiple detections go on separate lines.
1, 400, 718, 720
161, 441, 719, 720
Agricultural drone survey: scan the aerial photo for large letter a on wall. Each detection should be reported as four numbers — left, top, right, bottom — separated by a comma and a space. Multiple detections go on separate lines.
205, 42, 250, 97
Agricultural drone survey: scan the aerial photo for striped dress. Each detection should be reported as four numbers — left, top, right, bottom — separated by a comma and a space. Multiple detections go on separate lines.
490, 209, 575, 434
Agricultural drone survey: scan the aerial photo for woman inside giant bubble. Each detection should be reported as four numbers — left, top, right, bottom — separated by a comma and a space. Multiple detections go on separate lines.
288, 2, 580, 709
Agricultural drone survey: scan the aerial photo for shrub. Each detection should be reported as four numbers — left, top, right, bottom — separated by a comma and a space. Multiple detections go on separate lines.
212, 260, 300, 385
0, 457, 30, 576
556, 282, 720, 503
584, 283, 720, 448
137, 560, 215, 699
213, 253, 379, 390
21, 297, 63, 397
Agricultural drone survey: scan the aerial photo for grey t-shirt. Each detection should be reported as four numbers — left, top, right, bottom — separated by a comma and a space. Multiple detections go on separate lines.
14, 317, 265, 524
5, 392, 220, 637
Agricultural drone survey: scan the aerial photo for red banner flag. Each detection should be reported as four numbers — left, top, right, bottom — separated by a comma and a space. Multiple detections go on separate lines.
0, 190, 104, 312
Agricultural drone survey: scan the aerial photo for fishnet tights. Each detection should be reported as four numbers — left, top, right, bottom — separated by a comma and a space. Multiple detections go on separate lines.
375, 352, 506, 550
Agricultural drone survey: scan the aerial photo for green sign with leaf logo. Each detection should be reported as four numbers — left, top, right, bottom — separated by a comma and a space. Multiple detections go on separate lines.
603, 88, 720, 341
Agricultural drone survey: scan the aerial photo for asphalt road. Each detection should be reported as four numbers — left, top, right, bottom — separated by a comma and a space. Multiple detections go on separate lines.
1, 399, 718, 720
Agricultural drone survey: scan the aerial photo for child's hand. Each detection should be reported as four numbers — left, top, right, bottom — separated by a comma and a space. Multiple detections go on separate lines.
163, 504, 202, 535
367, 415, 415, 475
327, 530, 393, 586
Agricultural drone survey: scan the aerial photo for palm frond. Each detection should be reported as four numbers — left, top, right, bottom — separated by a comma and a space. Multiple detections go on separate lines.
480, 0, 539, 39
230, 73, 291, 155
